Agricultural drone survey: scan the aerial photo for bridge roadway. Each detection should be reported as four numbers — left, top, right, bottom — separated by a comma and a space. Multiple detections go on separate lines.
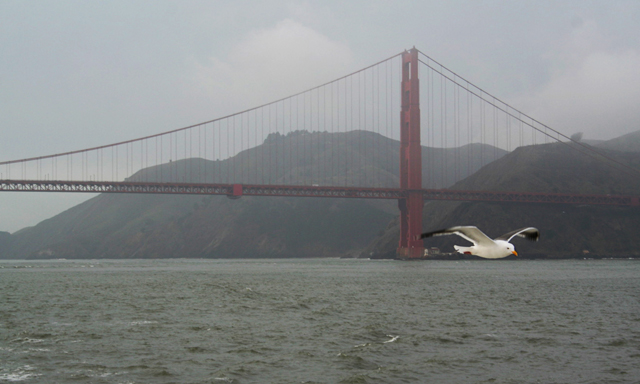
1, 180, 638, 207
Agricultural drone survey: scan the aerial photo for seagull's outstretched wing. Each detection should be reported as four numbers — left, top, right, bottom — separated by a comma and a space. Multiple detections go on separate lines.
417, 226, 494, 246
494, 227, 540, 242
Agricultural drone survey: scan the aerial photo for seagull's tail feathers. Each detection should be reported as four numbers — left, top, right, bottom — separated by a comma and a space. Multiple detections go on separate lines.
454, 245, 473, 255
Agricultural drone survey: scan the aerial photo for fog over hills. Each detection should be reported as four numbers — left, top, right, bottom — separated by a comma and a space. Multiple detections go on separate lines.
595, 130, 640, 153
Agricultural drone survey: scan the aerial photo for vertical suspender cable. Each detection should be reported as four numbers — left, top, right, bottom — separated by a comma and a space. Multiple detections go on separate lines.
430, 66, 435, 187
295, 95, 299, 185
506, 107, 511, 152
440, 67, 445, 188
519, 112, 523, 148
331, 81, 335, 185
493, 97, 498, 161
361, 70, 365, 186
261, 107, 264, 184
288, 99, 292, 185
273, 103, 280, 182
467, 83, 471, 177
302, 93, 306, 185
371, 66, 374, 186
316, 88, 320, 184
362, 70, 365, 186
238, 117, 242, 183
268, 105, 271, 184
385, 59, 389, 186
232, 117, 235, 183
309, 91, 312, 184
344, 78, 347, 187
154, 138, 158, 182
255, 110, 259, 184
479, 95, 484, 165
322, 86, 326, 184
225, 118, 231, 184
454, 77, 458, 183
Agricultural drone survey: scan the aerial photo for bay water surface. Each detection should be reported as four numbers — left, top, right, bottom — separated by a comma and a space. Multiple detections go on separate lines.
1, 258, 639, 383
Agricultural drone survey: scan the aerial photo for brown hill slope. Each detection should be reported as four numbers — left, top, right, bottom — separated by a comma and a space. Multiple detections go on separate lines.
361, 142, 640, 259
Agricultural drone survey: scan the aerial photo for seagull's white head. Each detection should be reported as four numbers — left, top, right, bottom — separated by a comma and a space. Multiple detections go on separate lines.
495, 240, 518, 257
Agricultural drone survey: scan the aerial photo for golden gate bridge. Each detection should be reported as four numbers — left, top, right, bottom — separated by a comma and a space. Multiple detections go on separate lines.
1, 48, 638, 259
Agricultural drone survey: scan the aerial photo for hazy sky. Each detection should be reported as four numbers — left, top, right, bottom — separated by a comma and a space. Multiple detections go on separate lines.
2, 0, 640, 233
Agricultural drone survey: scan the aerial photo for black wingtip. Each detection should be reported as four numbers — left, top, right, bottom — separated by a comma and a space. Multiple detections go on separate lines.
416, 228, 447, 240
525, 229, 540, 242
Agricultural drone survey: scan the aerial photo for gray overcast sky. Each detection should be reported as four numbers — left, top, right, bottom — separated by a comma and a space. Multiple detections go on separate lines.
1, 0, 640, 233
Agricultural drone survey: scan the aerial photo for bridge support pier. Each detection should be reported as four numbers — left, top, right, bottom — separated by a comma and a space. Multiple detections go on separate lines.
396, 48, 425, 260
397, 192, 425, 259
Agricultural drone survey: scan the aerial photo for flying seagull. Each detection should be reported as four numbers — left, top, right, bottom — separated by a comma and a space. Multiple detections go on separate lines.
416, 226, 539, 259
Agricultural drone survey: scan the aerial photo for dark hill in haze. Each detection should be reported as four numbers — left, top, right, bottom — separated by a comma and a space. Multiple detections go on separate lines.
596, 130, 640, 153
0, 232, 11, 253
361, 141, 640, 259
1, 130, 505, 259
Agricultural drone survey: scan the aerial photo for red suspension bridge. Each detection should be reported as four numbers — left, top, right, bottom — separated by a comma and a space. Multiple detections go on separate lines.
1, 48, 639, 258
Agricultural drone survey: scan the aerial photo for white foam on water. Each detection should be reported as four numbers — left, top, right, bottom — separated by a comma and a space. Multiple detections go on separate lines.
129, 320, 158, 326
28, 348, 50, 352
0, 365, 41, 382
90, 371, 122, 378
51, 321, 75, 327
383, 335, 399, 343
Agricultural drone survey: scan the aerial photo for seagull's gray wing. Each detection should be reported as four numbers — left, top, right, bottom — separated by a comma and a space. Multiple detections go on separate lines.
494, 227, 540, 242
417, 226, 494, 246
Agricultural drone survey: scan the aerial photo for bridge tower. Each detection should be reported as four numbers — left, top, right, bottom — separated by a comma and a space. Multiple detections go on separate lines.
397, 48, 425, 259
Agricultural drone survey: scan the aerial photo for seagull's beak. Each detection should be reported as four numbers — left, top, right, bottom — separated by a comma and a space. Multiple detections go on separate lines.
512, 251, 518, 256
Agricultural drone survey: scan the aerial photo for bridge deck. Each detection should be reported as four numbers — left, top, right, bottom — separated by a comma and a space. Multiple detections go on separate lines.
1, 180, 637, 207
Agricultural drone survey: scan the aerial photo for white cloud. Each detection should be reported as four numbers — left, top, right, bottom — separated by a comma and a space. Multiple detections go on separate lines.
515, 20, 640, 140
191, 19, 354, 115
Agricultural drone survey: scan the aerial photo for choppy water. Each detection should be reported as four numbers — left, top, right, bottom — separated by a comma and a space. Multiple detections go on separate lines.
1, 258, 639, 383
